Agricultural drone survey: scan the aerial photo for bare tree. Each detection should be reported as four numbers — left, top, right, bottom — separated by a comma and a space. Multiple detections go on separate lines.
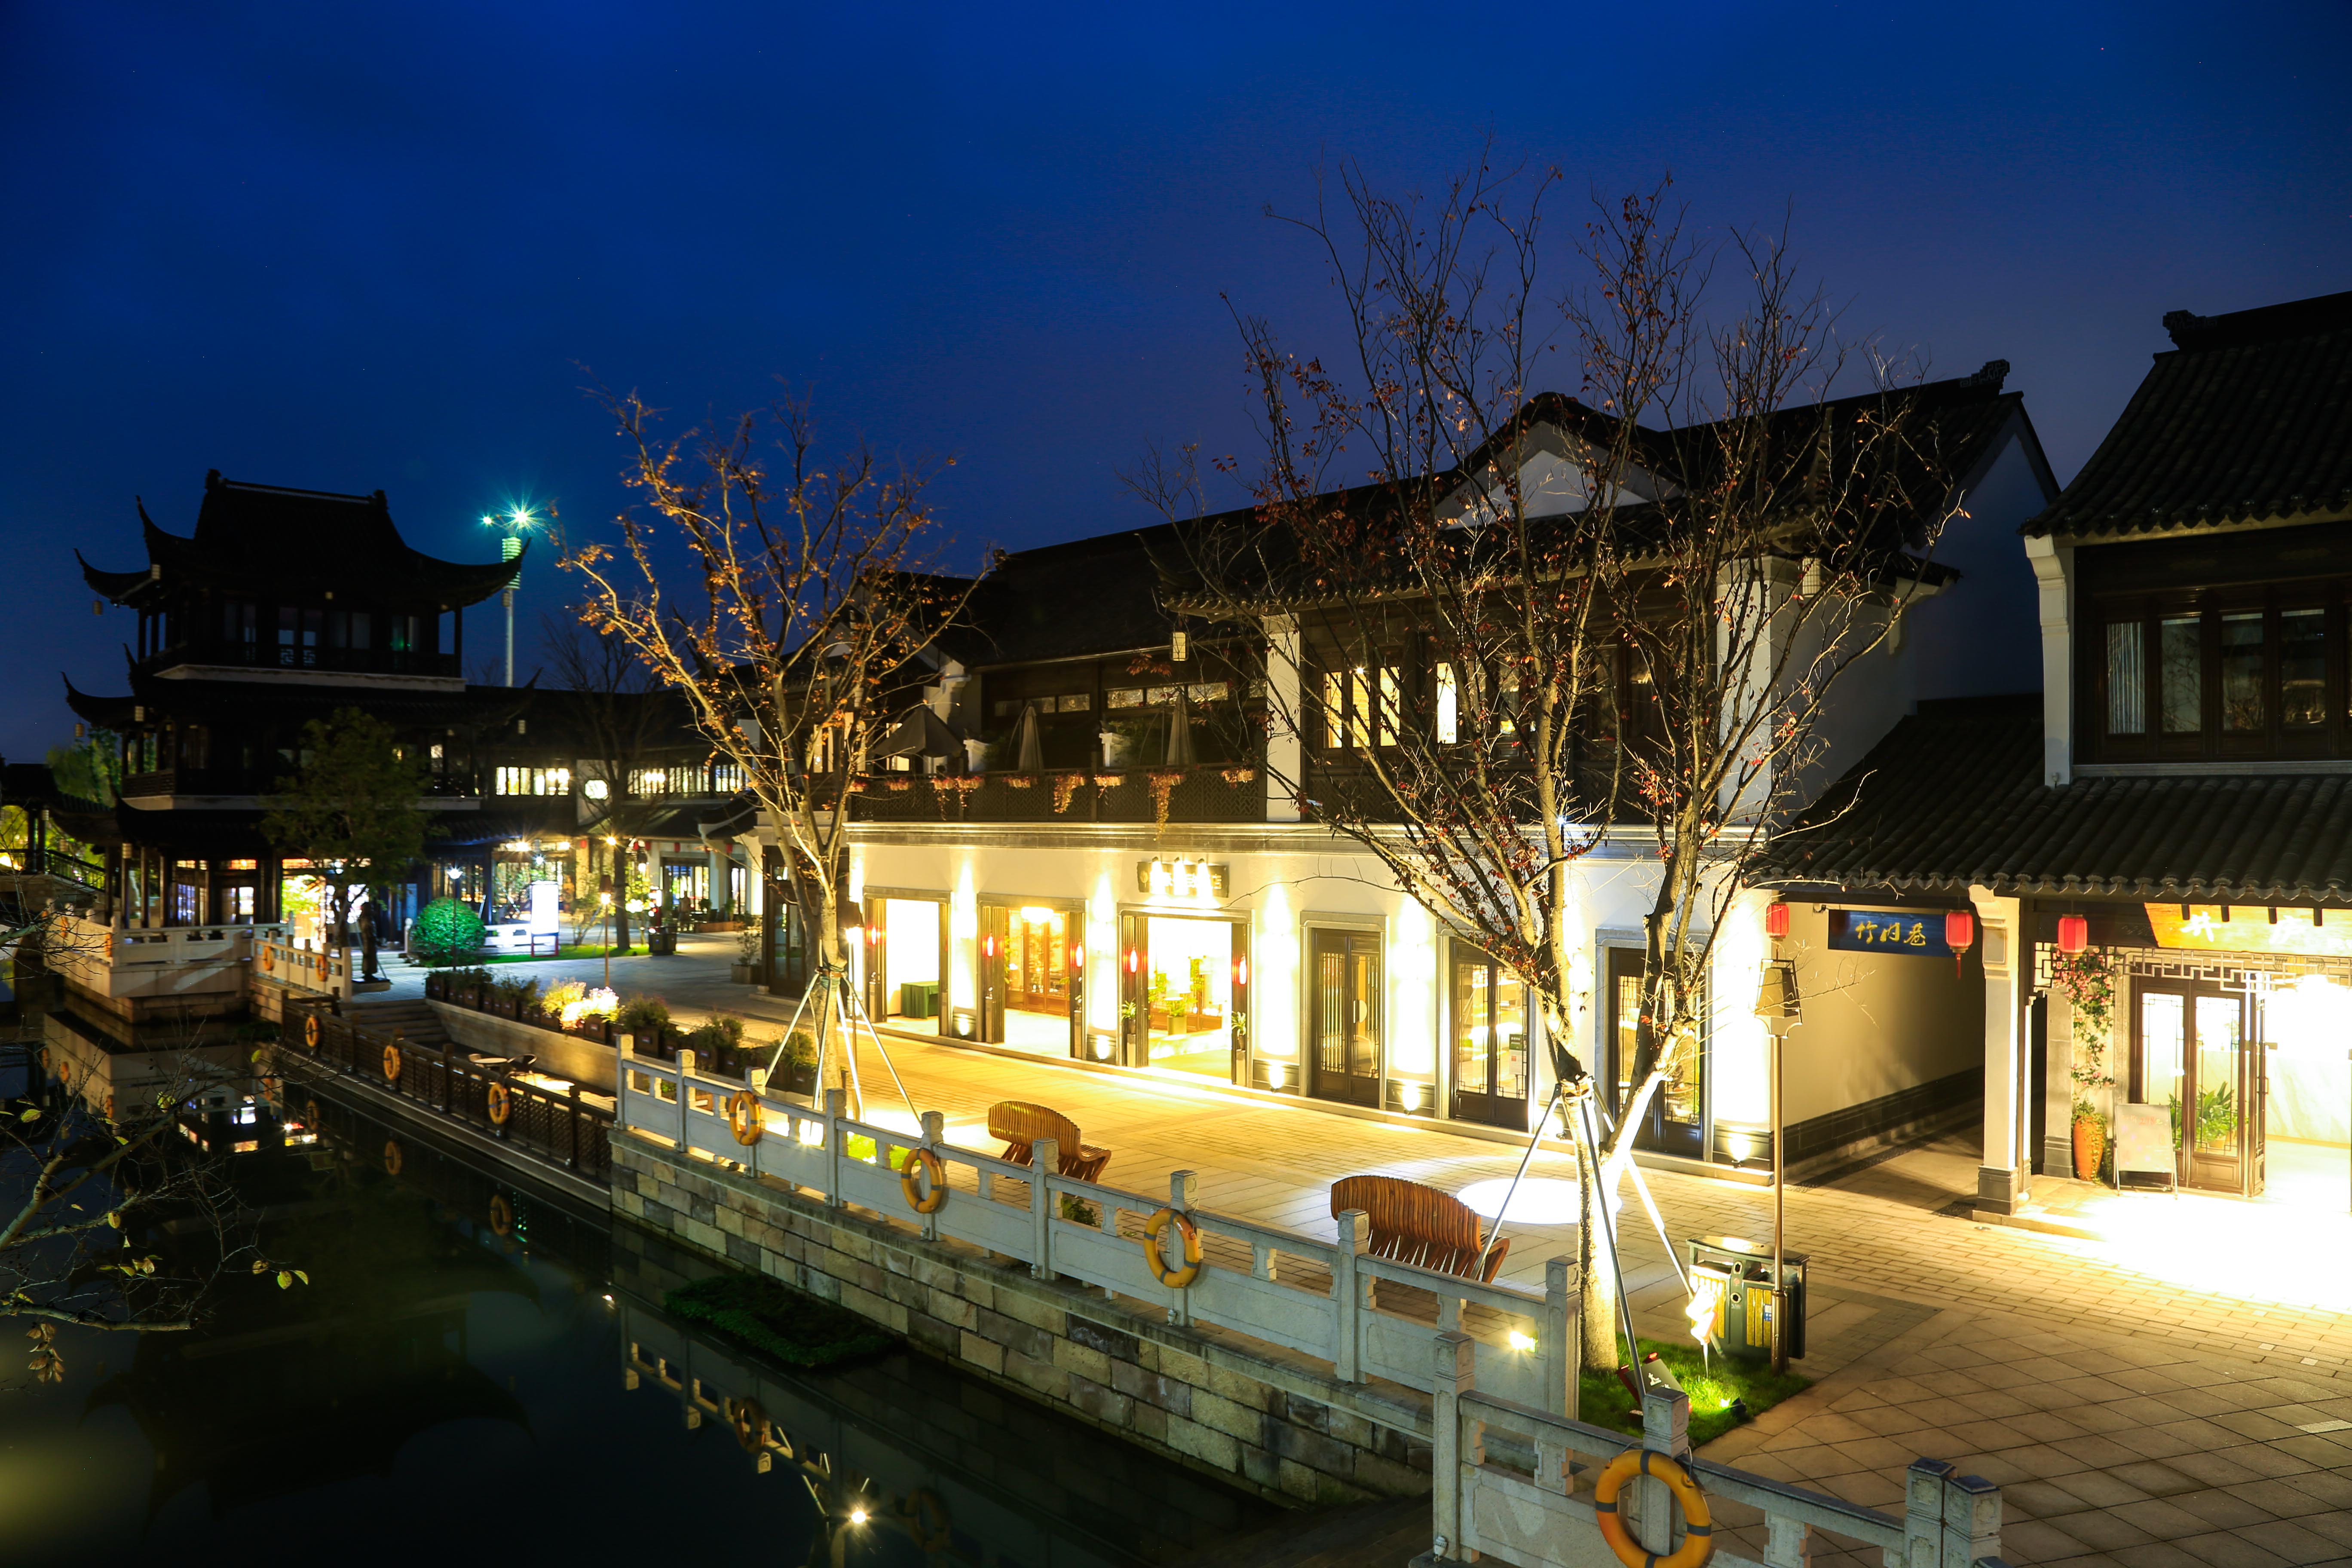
3, 1045, 303, 1361
1154, 158, 1956, 1372
565, 389, 979, 1106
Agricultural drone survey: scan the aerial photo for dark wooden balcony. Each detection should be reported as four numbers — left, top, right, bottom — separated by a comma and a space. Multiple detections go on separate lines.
851, 763, 1265, 826
146, 639, 462, 680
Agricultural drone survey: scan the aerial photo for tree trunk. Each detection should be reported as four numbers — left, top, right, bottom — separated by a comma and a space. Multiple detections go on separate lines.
1577, 1124, 1621, 1372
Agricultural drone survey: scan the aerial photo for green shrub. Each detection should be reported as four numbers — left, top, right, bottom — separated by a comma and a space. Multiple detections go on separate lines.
663, 1272, 894, 1368
412, 897, 487, 962
615, 993, 671, 1037
684, 1014, 747, 1054
494, 974, 541, 1008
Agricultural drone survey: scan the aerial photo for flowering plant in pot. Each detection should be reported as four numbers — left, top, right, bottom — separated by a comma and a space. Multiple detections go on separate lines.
2051, 948, 2116, 1179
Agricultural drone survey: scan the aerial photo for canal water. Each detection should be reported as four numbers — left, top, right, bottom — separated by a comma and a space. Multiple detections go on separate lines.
0, 1090, 1284, 1566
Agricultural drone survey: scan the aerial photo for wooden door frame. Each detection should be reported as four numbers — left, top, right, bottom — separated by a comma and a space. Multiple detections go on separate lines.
2130, 974, 2257, 1196
1447, 937, 1530, 1129
979, 895, 1087, 1057
1305, 922, 1384, 1107
1599, 941, 1710, 1161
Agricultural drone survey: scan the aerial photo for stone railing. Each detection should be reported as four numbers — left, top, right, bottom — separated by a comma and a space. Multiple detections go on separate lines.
616, 1045, 1576, 1412
257, 933, 355, 999
1428, 1333, 2005, 1568
47, 915, 287, 1004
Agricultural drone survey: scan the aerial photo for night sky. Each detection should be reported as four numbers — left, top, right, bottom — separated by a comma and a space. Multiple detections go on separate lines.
3, 2, 2346, 760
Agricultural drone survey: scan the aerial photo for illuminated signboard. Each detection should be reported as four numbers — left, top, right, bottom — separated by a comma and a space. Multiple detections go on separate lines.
2144, 904, 2352, 959
1136, 859, 1230, 899
1826, 909, 1951, 956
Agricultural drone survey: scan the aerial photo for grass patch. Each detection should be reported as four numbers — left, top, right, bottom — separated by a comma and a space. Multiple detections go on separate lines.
664, 1272, 897, 1369
1577, 1338, 1810, 1448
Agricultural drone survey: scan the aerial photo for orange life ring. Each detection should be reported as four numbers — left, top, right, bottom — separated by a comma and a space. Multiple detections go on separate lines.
103, 1091, 116, 1123
1140, 1207, 1202, 1289
303, 1014, 321, 1049
486, 1081, 513, 1127
262, 946, 274, 971
725, 1089, 762, 1146
732, 1397, 769, 1454
901, 1147, 946, 1214
260, 1075, 283, 1106
383, 1139, 404, 1175
488, 1193, 514, 1236
381, 1042, 402, 1083
303, 1098, 322, 1131
1593, 1446, 1714, 1568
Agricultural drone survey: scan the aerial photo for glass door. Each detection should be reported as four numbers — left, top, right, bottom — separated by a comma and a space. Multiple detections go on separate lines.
2135, 980, 2257, 1194
1310, 929, 1381, 1106
1449, 945, 1529, 1128
1606, 948, 1705, 1160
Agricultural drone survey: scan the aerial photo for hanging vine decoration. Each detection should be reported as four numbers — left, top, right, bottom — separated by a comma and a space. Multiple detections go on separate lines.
1051, 773, 1087, 814
2049, 947, 2116, 1112
1219, 766, 1259, 786
1147, 769, 1185, 828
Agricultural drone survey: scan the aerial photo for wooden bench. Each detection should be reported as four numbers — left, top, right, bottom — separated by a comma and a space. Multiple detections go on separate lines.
1329, 1174, 1509, 1283
987, 1101, 1112, 1183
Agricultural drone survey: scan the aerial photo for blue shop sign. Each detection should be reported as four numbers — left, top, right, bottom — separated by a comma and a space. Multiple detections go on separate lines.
1828, 909, 1950, 956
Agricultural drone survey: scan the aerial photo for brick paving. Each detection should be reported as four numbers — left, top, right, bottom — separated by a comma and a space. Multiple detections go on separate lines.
389, 949, 2352, 1562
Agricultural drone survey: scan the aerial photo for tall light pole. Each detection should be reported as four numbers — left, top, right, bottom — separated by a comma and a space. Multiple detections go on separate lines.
481, 506, 539, 686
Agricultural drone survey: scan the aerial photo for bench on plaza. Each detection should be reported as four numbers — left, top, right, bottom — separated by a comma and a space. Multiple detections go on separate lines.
1329, 1174, 1509, 1283
988, 1100, 1112, 1183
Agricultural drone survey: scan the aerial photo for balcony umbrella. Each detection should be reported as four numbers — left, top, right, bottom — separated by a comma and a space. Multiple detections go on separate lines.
873, 703, 961, 762
1162, 687, 1197, 766
1013, 701, 1045, 772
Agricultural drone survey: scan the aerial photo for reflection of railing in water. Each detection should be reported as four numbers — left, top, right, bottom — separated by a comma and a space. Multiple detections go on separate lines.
614, 1288, 1265, 1568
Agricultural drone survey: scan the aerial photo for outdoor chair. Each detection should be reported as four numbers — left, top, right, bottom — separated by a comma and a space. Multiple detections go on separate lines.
1328, 1173, 1508, 1283
987, 1100, 1112, 1183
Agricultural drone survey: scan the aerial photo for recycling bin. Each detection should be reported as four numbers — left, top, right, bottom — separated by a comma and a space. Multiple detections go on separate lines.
1687, 1235, 1807, 1363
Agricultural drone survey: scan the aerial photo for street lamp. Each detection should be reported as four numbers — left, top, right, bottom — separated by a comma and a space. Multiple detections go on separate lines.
481, 505, 542, 686
1755, 955, 1803, 1375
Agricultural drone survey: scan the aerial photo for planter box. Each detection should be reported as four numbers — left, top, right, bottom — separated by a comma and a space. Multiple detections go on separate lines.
647, 931, 678, 956
774, 1060, 818, 1097
729, 962, 755, 984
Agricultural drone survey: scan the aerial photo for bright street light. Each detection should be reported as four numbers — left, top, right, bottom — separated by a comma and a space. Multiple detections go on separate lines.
481, 503, 544, 685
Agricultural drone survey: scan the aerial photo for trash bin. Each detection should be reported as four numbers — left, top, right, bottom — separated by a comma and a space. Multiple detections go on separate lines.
1687, 1235, 1807, 1363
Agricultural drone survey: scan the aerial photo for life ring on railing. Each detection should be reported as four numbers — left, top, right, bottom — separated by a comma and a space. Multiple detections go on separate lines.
381, 1042, 402, 1083
260, 1075, 282, 1108
303, 1098, 322, 1133
731, 1396, 769, 1454
905, 1489, 952, 1551
383, 1139, 404, 1176
725, 1089, 762, 1147
262, 946, 274, 971
488, 1193, 514, 1237
486, 1081, 514, 1127
303, 1014, 321, 1049
900, 1147, 946, 1214
1139, 1207, 1203, 1289
1593, 1446, 1714, 1568
103, 1091, 116, 1123
35, 1047, 49, 1078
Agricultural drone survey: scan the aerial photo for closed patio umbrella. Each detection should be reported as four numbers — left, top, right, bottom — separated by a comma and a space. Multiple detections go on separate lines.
1013, 701, 1045, 771
873, 703, 961, 762
1162, 688, 1197, 766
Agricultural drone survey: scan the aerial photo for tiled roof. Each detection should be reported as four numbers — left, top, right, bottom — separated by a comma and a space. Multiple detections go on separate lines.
2024, 289, 2352, 539
81, 471, 523, 609
1761, 695, 2352, 903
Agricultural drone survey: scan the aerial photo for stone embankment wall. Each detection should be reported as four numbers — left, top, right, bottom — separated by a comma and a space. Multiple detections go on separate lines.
612, 1136, 1433, 1507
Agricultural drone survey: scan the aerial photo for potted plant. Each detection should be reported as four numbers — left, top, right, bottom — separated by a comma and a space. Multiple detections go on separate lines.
2051, 948, 2117, 1180
615, 993, 672, 1057
772, 1029, 819, 1096
730, 915, 763, 985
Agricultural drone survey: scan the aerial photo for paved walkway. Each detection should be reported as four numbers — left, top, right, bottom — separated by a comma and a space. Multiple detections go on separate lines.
379, 948, 2352, 1565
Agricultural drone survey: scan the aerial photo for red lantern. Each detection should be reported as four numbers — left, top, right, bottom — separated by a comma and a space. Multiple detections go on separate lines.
1764, 901, 1791, 940
1235, 957, 1250, 986
2057, 914, 2089, 955
1126, 948, 1140, 974
1944, 910, 1975, 977
1070, 943, 1085, 971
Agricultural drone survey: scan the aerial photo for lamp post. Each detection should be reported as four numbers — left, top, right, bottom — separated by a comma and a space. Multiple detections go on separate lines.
480, 506, 540, 686
1755, 952, 1803, 1375
600, 888, 615, 989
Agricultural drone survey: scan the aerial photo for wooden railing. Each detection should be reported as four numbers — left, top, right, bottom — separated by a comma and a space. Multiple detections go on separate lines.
289, 1003, 614, 1180
616, 1045, 1574, 1411
1430, 1332, 2006, 1568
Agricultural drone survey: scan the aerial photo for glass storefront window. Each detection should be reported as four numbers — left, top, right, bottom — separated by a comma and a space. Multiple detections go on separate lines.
1144, 915, 1232, 1077
1003, 906, 1071, 1054
879, 898, 942, 1034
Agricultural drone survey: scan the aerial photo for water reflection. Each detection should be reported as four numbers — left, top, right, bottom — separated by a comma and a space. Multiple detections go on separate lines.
2, 1090, 1277, 1566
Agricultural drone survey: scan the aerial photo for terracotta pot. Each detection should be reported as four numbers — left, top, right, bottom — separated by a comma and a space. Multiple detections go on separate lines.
2072, 1115, 2107, 1181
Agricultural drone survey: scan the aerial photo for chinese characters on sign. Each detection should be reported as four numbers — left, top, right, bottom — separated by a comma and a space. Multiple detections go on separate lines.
1827, 909, 1953, 957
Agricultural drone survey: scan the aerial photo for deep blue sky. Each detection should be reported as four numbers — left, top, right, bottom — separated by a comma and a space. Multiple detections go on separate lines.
3, 1, 2346, 759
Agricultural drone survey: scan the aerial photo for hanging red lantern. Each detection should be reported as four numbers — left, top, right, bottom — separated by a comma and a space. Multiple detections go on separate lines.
1944, 910, 1975, 977
1070, 943, 1085, 971
1126, 948, 1140, 974
2057, 914, 2089, 955
1764, 901, 1791, 939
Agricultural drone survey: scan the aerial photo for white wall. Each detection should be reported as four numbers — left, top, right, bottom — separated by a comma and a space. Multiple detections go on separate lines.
1907, 433, 2053, 702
